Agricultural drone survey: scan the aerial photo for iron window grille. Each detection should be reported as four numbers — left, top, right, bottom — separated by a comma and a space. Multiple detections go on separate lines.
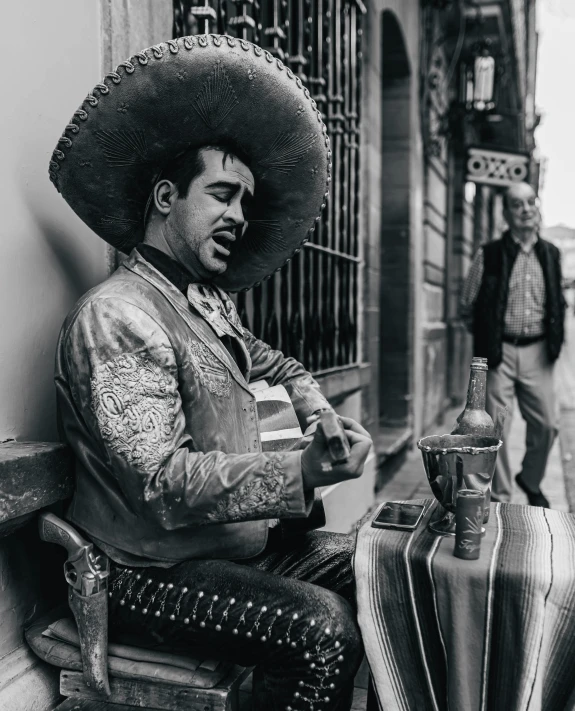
174, 0, 365, 374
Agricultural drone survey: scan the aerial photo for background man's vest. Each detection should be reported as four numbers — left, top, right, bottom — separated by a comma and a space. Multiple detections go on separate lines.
473, 231, 565, 369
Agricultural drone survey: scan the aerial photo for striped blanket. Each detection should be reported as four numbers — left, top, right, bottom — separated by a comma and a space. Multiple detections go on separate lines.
354, 499, 575, 711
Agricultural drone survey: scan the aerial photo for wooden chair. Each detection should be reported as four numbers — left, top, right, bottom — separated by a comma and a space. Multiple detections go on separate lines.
26, 512, 251, 711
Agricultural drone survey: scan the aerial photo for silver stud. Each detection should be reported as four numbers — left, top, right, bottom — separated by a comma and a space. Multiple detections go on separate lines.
299, 681, 305, 687
216, 624, 222, 631
335, 641, 340, 648
184, 617, 190, 624
277, 639, 283, 645
291, 641, 297, 647
310, 620, 316, 626
142, 608, 148, 614
310, 662, 316, 669
130, 605, 136, 611
167, 583, 174, 589
324, 627, 331, 635
119, 600, 125, 606
324, 697, 330, 702
198, 591, 204, 597
294, 692, 300, 698
108, 592, 113, 598
155, 611, 161, 617
200, 621, 206, 628
213, 595, 218, 601
247, 602, 253, 608
182, 587, 189, 593
147, 578, 153, 584
293, 613, 299, 620
261, 605, 267, 612
335, 668, 340, 674
136, 574, 141, 580
277, 609, 282, 616
338, 654, 344, 661
329, 683, 335, 689
246, 632, 252, 638
170, 614, 175, 621
158, 583, 165, 589
260, 635, 267, 642
233, 628, 238, 635
304, 652, 310, 659
230, 598, 236, 604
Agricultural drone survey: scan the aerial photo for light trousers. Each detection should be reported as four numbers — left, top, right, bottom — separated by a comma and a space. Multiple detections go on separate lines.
486, 341, 558, 502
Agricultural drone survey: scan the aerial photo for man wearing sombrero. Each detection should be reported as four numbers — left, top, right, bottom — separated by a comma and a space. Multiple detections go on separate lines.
52, 35, 372, 710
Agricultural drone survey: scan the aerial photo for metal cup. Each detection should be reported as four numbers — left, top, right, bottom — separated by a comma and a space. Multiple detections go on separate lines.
418, 434, 502, 535
454, 489, 485, 560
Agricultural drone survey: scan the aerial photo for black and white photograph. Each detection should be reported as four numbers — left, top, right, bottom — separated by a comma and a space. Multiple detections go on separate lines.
2, 0, 575, 709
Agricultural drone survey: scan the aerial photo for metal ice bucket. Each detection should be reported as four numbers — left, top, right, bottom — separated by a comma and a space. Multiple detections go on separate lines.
417, 434, 502, 535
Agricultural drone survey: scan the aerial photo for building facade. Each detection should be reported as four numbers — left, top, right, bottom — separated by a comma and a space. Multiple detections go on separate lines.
1, 0, 539, 512
0, 1, 540, 709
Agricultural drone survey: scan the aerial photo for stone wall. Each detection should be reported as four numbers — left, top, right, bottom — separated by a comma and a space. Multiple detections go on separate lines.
360, 0, 424, 438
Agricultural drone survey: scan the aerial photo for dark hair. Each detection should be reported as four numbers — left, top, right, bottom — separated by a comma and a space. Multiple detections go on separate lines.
162, 142, 252, 198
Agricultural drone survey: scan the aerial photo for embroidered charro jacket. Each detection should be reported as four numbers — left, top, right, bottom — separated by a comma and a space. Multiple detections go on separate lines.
54, 250, 330, 565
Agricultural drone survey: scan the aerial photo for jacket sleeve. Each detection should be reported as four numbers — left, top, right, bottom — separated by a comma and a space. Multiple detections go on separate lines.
459, 248, 484, 333
63, 297, 308, 531
242, 328, 332, 427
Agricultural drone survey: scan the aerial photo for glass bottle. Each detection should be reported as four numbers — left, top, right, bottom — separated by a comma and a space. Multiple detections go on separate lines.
451, 357, 495, 436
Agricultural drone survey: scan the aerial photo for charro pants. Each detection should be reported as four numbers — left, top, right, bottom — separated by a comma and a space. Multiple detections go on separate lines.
486, 340, 558, 502
108, 530, 363, 711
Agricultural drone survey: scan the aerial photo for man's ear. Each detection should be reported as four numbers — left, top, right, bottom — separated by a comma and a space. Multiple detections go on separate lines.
153, 179, 177, 216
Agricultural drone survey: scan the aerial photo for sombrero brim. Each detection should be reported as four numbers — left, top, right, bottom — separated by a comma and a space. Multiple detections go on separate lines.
49, 34, 331, 291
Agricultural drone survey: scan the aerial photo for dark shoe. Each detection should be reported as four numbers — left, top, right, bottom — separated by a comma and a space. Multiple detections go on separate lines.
515, 474, 550, 508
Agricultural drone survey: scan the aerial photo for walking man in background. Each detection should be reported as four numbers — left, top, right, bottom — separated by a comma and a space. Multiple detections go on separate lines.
460, 181, 565, 506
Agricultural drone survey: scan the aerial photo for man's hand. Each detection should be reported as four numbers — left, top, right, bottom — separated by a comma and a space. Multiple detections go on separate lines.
301, 416, 372, 489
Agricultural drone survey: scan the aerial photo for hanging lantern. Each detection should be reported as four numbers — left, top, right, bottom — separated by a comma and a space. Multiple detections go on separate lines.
461, 40, 496, 112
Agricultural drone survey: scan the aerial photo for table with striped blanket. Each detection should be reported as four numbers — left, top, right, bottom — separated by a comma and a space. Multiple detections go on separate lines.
354, 499, 575, 711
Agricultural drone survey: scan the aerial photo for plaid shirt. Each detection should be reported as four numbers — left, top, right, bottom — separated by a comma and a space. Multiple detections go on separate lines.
460, 236, 546, 338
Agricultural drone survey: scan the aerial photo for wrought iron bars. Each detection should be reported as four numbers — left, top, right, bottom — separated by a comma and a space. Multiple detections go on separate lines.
173, 0, 365, 374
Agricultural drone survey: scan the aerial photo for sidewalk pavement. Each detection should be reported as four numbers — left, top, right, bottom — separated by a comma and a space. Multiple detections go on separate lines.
555, 314, 575, 511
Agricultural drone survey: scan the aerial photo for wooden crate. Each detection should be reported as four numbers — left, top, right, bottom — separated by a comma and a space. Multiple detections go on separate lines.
56, 666, 252, 711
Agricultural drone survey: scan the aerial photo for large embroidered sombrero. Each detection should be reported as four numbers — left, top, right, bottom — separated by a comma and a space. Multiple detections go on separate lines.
49, 34, 330, 291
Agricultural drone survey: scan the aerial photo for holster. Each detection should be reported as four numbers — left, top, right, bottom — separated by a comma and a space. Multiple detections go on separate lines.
68, 587, 110, 696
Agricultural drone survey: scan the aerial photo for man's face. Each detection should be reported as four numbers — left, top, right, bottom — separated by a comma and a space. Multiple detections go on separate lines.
165, 148, 255, 279
503, 182, 540, 233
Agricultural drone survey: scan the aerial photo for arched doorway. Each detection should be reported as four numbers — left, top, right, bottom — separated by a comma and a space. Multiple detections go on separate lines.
378, 11, 413, 430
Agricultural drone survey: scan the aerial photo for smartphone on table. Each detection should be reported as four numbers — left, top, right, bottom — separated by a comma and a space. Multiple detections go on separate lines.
371, 502, 425, 531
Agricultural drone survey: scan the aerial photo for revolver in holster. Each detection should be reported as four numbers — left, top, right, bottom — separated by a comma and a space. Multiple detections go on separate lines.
39, 511, 111, 696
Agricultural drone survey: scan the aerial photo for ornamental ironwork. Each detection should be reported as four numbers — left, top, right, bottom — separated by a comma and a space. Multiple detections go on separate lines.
466, 147, 529, 187
173, 0, 366, 373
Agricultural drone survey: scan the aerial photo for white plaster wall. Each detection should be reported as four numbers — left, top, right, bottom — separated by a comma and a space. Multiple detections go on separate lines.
0, 2, 110, 441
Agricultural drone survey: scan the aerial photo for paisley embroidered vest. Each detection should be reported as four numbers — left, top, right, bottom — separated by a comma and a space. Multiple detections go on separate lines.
55, 251, 329, 565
